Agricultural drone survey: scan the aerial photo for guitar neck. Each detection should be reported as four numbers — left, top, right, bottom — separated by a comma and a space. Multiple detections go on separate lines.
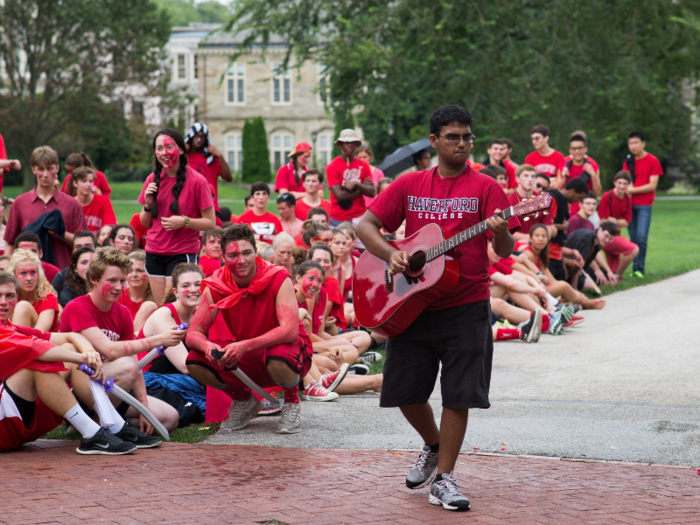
425, 207, 514, 262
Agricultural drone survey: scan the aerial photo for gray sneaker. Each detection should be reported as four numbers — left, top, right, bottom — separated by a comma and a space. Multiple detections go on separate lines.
406, 445, 439, 489
429, 472, 471, 511
220, 393, 262, 431
276, 402, 301, 434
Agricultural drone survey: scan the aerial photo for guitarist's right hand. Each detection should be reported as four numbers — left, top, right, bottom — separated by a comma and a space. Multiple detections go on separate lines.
388, 250, 410, 276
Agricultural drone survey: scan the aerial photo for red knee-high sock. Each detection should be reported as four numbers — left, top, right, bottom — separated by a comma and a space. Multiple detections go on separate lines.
283, 386, 300, 405
542, 314, 550, 332
496, 327, 521, 341
223, 384, 250, 401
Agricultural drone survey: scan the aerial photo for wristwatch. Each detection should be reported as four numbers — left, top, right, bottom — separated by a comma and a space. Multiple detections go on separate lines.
183, 216, 191, 228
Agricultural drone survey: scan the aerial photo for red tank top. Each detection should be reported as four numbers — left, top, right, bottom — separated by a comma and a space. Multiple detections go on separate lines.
298, 288, 327, 335
136, 303, 181, 371
118, 290, 144, 320
523, 245, 543, 271
211, 272, 311, 347
342, 256, 356, 298
322, 276, 347, 331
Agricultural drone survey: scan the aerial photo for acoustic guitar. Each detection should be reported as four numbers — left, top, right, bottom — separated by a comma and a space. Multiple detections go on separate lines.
353, 194, 552, 337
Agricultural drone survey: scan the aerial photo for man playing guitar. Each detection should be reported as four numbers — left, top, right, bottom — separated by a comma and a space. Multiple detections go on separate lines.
357, 105, 519, 512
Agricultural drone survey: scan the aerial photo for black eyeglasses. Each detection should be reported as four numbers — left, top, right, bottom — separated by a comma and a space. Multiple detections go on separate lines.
438, 134, 476, 145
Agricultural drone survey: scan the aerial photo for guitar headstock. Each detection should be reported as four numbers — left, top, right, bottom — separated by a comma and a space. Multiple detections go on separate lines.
511, 193, 553, 221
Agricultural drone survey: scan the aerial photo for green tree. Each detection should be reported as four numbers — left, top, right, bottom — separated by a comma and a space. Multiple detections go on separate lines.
225, 0, 700, 185
242, 117, 272, 183
152, 0, 230, 26
0, 0, 172, 188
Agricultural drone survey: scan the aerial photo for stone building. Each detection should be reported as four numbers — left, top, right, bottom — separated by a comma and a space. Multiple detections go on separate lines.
174, 26, 337, 176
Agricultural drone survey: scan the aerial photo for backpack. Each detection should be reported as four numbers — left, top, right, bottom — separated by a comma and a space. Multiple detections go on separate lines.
624, 154, 636, 183
565, 158, 591, 183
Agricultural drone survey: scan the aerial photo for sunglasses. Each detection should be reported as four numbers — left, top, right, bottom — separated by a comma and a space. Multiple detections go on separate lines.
535, 183, 548, 190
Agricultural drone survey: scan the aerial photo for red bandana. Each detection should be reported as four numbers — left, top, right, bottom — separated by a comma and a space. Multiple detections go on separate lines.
203, 257, 288, 310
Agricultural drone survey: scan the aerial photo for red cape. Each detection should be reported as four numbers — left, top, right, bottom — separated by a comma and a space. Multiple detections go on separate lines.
0, 324, 63, 379
203, 257, 289, 310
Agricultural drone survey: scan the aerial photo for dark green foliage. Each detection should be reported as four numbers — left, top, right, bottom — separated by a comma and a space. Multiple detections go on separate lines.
0, 0, 171, 188
225, 0, 700, 186
242, 117, 272, 182
152, 0, 229, 26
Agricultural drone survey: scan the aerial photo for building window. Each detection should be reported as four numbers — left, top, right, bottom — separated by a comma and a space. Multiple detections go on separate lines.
271, 64, 291, 105
176, 54, 187, 81
132, 101, 144, 118
271, 132, 293, 171
225, 63, 245, 105
318, 132, 335, 167
226, 133, 243, 171
193, 55, 198, 80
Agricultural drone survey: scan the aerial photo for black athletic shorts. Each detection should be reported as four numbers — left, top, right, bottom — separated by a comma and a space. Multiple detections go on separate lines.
549, 258, 567, 281
145, 252, 199, 278
380, 300, 493, 410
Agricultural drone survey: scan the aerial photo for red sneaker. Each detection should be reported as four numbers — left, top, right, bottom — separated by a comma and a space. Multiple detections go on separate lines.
302, 382, 339, 402
319, 363, 349, 392
565, 316, 585, 328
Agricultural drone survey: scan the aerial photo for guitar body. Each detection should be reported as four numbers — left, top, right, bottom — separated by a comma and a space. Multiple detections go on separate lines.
353, 223, 460, 338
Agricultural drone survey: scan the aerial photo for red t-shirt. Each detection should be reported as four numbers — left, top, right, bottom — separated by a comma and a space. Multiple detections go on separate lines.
524, 150, 565, 178
322, 276, 347, 332
41, 262, 60, 284
117, 290, 143, 320
187, 152, 222, 210
562, 155, 599, 191
274, 162, 307, 194
137, 167, 215, 255
547, 198, 562, 260
598, 190, 632, 223
237, 210, 283, 244
0, 134, 7, 189
32, 294, 60, 333
504, 161, 518, 189
294, 234, 309, 249
129, 212, 148, 250
368, 166, 520, 311
325, 156, 373, 221
294, 198, 332, 222
622, 153, 664, 206
61, 294, 134, 345
298, 288, 328, 336
61, 170, 112, 197
566, 214, 594, 236
199, 255, 222, 277
507, 190, 554, 235
81, 194, 117, 235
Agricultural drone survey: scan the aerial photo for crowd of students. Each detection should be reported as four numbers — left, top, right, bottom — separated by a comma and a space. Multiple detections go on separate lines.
0, 119, 661, 453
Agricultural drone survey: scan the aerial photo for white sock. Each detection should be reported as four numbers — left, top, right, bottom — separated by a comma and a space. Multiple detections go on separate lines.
94, 402, 126, 433
64, 403, 100, 439
546, 292, 559, 308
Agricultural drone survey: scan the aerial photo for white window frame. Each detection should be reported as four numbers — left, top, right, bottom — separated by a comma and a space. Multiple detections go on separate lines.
271, 132, 294, 171
225, 62, 246, 106
317, 132, 335, 168
175, 53, 187, 82
271, 63, 292, 105
225, 132, 243, 172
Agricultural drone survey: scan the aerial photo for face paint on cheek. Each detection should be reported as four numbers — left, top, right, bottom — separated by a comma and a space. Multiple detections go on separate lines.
101, 283, 114, 299
7, 299, 16, 308
225, 242, 245, 275
301, 272, 320, 295
157, 136, 180, 168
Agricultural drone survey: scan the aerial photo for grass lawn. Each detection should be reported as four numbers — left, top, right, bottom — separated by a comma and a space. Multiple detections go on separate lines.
42, 422, 221, 444
596, 199, 700, 295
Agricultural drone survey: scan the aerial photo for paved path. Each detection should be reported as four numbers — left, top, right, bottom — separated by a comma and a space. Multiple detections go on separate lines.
1, 440, 699, 525
207, 270, 700, 466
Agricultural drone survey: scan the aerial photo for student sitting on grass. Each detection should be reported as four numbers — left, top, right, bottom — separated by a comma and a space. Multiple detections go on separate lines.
9, 249, 60, 332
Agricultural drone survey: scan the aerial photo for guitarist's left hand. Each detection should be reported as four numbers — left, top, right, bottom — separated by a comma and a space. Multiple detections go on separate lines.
486, 209, 508, 236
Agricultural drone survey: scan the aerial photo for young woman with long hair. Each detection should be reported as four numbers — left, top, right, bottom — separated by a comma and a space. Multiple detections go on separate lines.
138, 128, 216, 304
523, 224, 605, 309
105, 224, 135, 255
301, 220, 332, 248
118, 251, 158, 336
58, 247, 94, 307
274, 142, 313, 199
62, 152, 112, 196
139, 263, 203, 374
9, 249, 59, 331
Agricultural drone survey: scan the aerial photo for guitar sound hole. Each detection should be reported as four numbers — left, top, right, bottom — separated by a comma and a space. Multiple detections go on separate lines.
408, 250, 426, 276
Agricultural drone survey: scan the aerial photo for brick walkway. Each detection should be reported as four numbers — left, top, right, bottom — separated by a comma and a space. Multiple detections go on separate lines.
1, 441, 699, 525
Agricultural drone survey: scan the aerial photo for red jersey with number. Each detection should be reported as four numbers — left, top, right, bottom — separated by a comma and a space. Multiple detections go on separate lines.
524, 150, 565, 178
326, 156, 373, 221
622, 153, 663, 206
369, 166, 520, 311
237, 210, 283, 244
81, 194, 117, 235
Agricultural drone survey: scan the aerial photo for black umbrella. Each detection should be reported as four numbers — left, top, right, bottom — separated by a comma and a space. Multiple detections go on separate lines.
377, 138, 434, 178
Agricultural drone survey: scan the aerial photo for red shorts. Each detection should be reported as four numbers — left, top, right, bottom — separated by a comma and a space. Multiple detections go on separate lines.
186, 338, 313, 397
602, 235, 638, 273
0, 385, 63, 452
